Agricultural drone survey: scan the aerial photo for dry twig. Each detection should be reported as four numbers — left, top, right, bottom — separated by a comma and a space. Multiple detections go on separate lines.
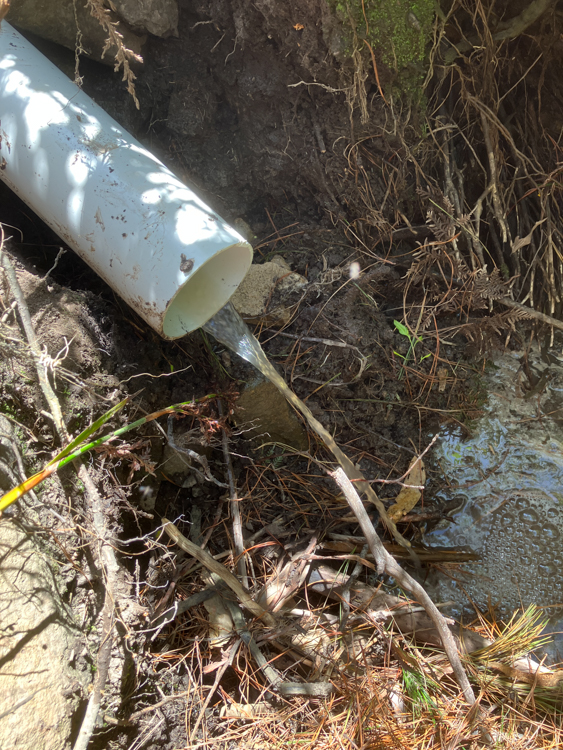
85, 0, 142, 108
329, 467, 476, 705
161, 518, 276, 627
218, 399, 247, 587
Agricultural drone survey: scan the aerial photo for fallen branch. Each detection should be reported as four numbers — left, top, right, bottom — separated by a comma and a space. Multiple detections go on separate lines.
72, 486, 118, 750
0, 244, 66, 437
161, 518, 276, 627
329, 466, 476, 705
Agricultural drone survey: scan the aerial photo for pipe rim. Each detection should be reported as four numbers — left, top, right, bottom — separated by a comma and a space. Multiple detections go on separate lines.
162, 241, 253, 338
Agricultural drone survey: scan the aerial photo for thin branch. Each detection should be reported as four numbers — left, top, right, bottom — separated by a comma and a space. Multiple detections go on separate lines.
0, 238, 66, 438
330, 466, 476, 705
498, 296, 563, 332
218, 400, 247, 587
161, 518, 276, 627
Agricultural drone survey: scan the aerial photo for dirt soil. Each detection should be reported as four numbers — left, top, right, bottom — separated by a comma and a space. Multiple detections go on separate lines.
2, 2, 559, 748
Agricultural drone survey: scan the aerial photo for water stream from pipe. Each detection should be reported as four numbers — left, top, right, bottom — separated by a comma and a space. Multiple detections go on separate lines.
203, 302, 368, 481
203, 302, 410, 552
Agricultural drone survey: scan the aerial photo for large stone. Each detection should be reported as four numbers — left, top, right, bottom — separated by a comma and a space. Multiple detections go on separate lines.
0, 520, 85, 750
234, 379, 308, 450
112, 0, 178, 37
8, 0, 145, 64
231, 257, 308, 325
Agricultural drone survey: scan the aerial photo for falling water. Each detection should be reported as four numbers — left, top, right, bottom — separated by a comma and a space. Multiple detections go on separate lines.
202, 302, 360, 477
203, 302, 408, 547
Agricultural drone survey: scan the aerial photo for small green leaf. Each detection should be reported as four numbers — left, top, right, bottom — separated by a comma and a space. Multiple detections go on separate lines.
394, 320, 410, 338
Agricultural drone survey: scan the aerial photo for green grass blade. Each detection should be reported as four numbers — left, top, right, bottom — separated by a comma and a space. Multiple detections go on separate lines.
47, 396, 129, 466
0, 395, 219, 513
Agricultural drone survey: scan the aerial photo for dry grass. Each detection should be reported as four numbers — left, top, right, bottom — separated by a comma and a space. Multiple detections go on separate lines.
141, 501, 563, 749
85, 0, 142, 108
336, 0, 563, 366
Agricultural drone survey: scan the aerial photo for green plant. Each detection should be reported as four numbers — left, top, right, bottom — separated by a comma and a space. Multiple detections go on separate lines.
262, 443, 287, 469
401, 666, 440, 719
333, 0, 436, 98
0, 394, 219, 515
393, 319, 430, 378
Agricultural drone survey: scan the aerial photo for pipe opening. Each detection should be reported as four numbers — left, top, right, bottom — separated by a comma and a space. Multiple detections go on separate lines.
162, 242, 252, 338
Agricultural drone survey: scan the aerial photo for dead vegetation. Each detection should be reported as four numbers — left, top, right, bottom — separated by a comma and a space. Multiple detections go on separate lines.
337, 0, 563, 362
82, 0, 142, 107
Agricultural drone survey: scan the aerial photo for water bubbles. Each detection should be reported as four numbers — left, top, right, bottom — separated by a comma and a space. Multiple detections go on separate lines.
497, 513, 512, 528
514, 497, 530, 511
542, 522, 560, 541
547, 507, 561, 520
528, 523, 542, 540
519, 508, 539, 524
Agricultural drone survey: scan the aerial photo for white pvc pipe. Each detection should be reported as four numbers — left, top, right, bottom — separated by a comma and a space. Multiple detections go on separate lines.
0, 23, 253, 338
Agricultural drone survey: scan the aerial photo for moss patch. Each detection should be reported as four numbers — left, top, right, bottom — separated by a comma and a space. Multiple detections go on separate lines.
334, 0, 436, 96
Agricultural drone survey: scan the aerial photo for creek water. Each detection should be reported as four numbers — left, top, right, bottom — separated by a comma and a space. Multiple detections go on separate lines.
422, 349, 563, 660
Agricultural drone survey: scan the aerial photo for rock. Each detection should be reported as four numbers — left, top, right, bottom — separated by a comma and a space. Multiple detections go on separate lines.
0, 519, 86, 750
160, 443, 199, 487
231, 257, 308, 325
112, 0, 178, 37
8, 0, 145, 65
234, 379, 308, 450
